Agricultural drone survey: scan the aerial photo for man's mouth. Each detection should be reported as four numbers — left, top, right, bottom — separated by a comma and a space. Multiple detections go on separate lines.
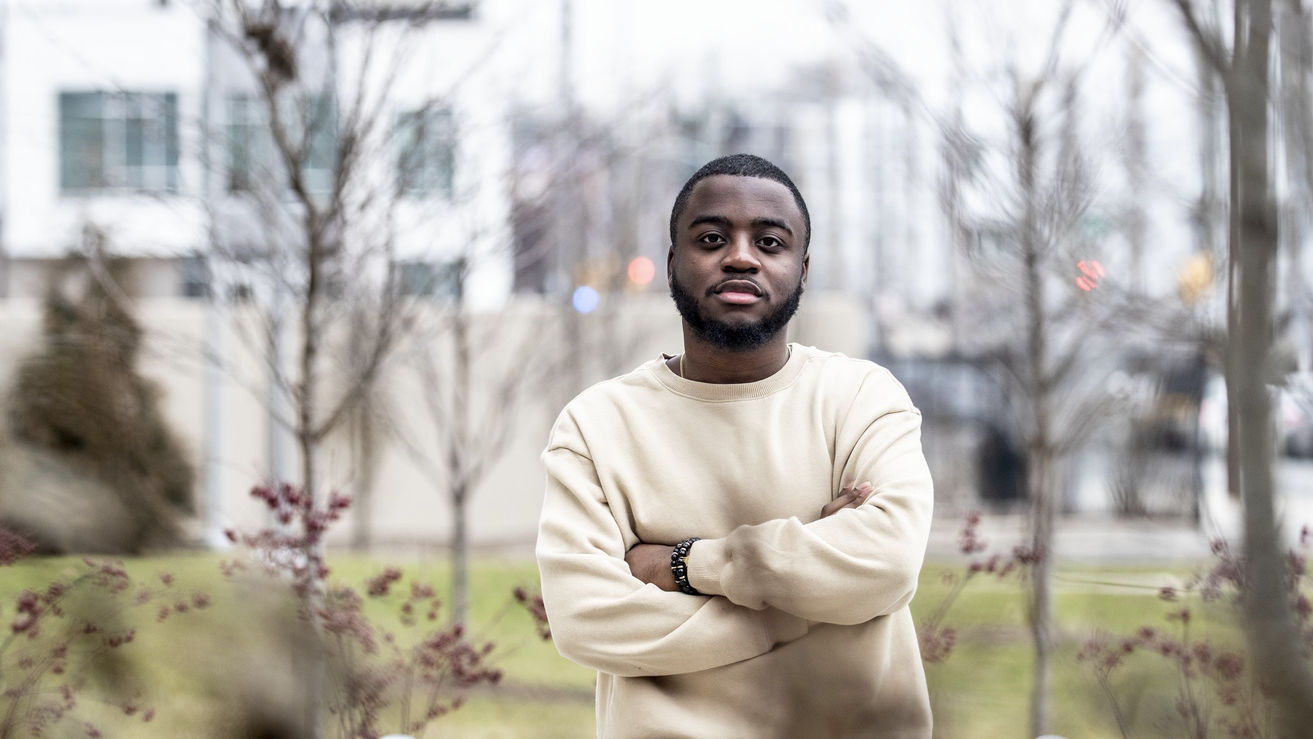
713, 280, 763, 304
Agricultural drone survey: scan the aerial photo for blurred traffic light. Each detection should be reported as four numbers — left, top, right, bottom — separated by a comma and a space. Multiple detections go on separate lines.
627, 257, 655, 287
1178, 253, 1212, 306
572, 285, 599, 313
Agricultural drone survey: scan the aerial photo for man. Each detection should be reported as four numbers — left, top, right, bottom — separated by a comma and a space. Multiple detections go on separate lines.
536, 153, 934, 738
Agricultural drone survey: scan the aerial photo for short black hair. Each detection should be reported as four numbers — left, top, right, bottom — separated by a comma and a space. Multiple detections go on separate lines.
668, 153, 811, 252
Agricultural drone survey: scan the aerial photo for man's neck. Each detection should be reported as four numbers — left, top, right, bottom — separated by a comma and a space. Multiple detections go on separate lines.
675, 328, 791, 384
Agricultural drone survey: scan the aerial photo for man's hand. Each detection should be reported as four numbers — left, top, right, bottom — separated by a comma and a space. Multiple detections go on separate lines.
625, 481, 872, 590
626, 543, 678, 591
820, 481, 873, 519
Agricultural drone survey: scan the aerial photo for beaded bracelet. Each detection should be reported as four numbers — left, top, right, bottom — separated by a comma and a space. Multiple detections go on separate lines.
670, 537, 701, 595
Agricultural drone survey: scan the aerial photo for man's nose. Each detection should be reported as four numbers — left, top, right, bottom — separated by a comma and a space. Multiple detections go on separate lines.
721, 235, 760, 271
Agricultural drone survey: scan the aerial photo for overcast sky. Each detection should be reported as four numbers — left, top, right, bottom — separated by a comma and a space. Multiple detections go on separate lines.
563, 0, 948, 109
549, 0, 1198, 132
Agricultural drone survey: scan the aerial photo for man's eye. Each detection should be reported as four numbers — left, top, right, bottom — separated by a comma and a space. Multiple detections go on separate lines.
759, 236, 783, 249
698, 233, 725, 245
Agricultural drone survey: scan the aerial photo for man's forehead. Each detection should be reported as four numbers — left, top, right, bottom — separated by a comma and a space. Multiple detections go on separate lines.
682, 175, 801, 222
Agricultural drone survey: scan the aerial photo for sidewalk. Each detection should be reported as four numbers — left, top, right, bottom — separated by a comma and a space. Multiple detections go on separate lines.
925, 512, 1217, 563
927, 474, 1313, 564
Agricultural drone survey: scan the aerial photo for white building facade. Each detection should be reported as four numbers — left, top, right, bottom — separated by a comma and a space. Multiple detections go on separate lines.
0, 0, 558, 306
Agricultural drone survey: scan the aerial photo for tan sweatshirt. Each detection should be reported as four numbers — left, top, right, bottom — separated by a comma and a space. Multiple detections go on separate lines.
536, 344, 934, 738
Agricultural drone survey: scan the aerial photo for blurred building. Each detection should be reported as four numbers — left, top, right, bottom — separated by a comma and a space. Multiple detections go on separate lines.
0, 0, 535, 310
1, 0, 207, 297
0, 0, 562, 548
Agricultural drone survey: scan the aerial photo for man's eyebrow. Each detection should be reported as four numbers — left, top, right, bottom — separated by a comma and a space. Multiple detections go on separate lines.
688, 215, 732, 229
687, 215, 794, 235
752, 217, 793, 235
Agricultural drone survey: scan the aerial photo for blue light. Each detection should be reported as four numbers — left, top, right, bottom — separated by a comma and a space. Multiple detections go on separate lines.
572, 286, 600, 314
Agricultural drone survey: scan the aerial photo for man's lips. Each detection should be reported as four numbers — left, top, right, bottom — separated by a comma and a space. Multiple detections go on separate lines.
712, 280, 763, 304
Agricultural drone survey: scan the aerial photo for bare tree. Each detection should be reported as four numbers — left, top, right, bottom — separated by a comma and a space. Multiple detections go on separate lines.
392, 264, 558, 626
389, 107, 670, 626
200, 3, 477, 735
1278, 0, 1313, 369
1169, 0, 1313, 733
203, 0, 424, 524
824, 2, 1133, 731
341, 303, 393, 551
934, 4, 1141, 734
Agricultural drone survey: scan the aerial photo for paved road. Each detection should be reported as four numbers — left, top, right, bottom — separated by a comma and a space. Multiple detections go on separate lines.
927, 453, 1313, 563
925, 512, 1217, 563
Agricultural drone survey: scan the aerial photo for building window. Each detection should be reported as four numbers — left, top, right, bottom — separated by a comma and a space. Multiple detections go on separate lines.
330, 2, 476, 21
226, 95, 261, 193
226, 93, 336, 194
395, 107, 455, 198
397, 258, 462, 299
59, 91, 179, 193
180, 254, 209, 298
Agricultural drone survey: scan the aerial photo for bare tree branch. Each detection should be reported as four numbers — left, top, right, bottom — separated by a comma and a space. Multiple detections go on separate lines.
1171, 0, 1232, 76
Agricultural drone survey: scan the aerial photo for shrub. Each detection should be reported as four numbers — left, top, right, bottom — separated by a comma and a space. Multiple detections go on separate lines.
5, 248, 193, 552
0, 527, 206, 738
224, 483, 502, 738
1079, 529, 1313, 738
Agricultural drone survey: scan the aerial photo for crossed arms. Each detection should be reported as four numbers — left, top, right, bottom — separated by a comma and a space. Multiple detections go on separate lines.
623, 480, 875, 591
535, 392, 933, 678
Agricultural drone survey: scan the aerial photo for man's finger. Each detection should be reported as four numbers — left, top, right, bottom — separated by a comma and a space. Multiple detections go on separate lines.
840, 492, 870, 510
851, 482, 874, 505
821, 482, 874, 518
820, 489, 861, 518
819, 495, 852, 518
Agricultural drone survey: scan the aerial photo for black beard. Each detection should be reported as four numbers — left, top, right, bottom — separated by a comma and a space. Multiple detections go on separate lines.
669, 272, 804, 351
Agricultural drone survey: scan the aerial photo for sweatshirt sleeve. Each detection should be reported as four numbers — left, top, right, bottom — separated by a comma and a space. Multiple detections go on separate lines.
536, 424, 809, 678
685, 369, 934, 625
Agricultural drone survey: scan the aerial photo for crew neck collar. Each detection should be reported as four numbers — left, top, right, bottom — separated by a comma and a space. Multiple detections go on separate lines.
653, 343, 809, 401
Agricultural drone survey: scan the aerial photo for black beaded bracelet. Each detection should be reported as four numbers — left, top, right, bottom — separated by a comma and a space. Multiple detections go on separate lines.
670, 537, 701, 595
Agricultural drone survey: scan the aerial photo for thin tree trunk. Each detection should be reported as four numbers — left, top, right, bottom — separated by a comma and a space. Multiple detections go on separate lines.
350, 407, 377, 551
1187, 0, 1238, 498
1225, 57, 1244, 500
449, 296, 472, 627
451, 482, 469, 626
298, 204, 326, 739
1017, 98, 1056, 739
347, 324, 383, 552
1027, 445, 1055, 739
1279, 0, 1313, 370
1123, 49, 1148, 294
297, 428, 327, 739
1228, 1, 1313, 733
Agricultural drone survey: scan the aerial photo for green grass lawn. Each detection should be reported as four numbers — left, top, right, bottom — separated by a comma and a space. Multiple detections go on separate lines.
0, 551, 1248, 738
916, 561, 1240, 739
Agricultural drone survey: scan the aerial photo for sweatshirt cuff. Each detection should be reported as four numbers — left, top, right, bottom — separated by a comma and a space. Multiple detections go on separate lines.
686, 537, 730, 597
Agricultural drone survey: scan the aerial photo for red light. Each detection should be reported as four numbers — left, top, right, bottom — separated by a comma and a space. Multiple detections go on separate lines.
627, 257, 656, 286
1076, 260, 1104, 291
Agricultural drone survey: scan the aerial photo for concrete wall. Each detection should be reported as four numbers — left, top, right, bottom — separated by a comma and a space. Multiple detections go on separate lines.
0, 289, 871, 552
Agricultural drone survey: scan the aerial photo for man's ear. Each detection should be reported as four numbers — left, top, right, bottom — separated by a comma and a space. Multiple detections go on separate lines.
801, 253, 810, 288
666, 245, 675, 286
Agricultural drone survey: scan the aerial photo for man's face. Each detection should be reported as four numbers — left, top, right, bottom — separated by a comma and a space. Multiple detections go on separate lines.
668, 174, 809, 351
